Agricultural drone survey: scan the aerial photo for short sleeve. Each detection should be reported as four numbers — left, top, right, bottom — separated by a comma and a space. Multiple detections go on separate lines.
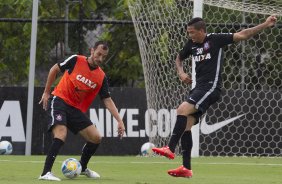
99, 76, 111, 99
58, 55, 77, 73
178, 41, 192, 61
211, 33, 234, 47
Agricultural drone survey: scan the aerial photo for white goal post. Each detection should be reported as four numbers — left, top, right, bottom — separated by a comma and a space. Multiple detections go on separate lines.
128, 0, 282, 157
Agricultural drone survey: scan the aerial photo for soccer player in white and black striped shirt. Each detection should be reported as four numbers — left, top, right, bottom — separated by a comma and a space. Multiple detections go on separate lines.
153, 15, 277, 178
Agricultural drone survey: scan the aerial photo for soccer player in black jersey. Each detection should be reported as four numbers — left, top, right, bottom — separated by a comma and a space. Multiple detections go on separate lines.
153, 15, 277, 178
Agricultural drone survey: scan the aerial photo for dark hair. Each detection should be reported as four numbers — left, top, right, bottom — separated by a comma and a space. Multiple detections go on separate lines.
93, 41, 109, 50
187, 17, 206, 32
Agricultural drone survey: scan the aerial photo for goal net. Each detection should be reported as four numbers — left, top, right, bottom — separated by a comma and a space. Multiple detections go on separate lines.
128, 0, 282, 156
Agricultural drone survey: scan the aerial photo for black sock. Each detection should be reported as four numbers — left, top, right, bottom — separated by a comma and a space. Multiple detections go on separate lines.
181, 131, 193, 170
80, 142, 100, 172
168, 115, 187, 152
41, 138, 64, 176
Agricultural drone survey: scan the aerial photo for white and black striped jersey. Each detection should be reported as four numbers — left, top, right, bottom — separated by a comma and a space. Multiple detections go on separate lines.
179, 33, 234, 89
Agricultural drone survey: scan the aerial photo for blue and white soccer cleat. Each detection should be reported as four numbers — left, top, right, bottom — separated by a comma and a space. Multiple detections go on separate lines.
38, 172, 61, 181
81, 168, 100, 179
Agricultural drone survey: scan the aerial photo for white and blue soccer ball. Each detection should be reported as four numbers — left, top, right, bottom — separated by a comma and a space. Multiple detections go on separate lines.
61, 158, 82, 179
141, 142, 155, 156
0, 140, 13, 155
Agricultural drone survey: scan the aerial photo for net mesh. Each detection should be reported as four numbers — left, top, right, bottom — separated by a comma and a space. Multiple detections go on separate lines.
129, 1, 193, 148
128, 0, 282, 156
204, 0, 282, 15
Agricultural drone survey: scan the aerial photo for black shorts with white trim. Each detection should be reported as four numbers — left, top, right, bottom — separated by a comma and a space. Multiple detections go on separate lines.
186, 87, 221, 124
47, 96, 94, 134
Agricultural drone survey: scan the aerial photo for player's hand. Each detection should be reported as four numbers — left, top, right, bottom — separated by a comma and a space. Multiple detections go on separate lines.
179, 72, 192, 84
117, 121, 125, 139
39, 92, 50, 111
265, 15, 277, 27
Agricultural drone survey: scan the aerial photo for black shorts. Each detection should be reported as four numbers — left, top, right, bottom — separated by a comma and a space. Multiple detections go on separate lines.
186, 87, 221, 124
47, 96, 94, 134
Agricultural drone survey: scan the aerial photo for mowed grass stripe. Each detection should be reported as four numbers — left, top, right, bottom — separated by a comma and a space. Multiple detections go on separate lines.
1, 155, 281, 165
0, 156, 281, 184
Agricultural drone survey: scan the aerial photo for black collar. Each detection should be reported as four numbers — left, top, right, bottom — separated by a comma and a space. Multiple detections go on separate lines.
86, 57, 98, 70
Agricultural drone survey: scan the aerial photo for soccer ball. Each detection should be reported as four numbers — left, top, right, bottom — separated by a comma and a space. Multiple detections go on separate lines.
61, 158, 82, 179
0, 141, 13, 155
141, 142, 155, 156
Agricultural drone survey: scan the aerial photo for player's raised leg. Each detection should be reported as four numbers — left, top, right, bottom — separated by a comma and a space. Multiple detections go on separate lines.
152, 102, 196, 159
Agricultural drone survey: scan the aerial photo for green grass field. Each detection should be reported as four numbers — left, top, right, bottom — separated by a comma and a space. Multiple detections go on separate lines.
0, 155, 281, 184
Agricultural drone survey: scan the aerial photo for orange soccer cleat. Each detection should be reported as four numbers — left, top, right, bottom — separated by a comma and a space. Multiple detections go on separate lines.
152, 146, 175, 159
167, 165, 193, 178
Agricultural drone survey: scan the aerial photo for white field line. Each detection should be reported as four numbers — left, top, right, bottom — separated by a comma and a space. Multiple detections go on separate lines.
0, 159, 281, 167
130, 161, 282, 166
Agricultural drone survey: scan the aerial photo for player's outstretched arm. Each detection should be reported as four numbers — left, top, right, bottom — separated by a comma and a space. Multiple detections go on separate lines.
233, 15, 277, 42
102, 97, 125, 139
39, 64, 61, 110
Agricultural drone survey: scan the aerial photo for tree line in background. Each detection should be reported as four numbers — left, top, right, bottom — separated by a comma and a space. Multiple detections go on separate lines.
0, 0, 281, 90
0, 0, 144, 87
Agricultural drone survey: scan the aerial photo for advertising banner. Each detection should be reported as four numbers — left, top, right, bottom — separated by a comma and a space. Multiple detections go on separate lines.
0, 87, 281, 156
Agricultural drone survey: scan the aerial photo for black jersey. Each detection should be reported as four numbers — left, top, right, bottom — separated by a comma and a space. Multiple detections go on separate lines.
179, 33, 234, 89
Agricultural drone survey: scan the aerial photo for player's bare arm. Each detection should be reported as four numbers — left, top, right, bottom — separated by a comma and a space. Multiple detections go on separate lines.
39, 64, 61, 110
175, 54, 192, 84
102, 97, 125, 138
233, 15, 277, 42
